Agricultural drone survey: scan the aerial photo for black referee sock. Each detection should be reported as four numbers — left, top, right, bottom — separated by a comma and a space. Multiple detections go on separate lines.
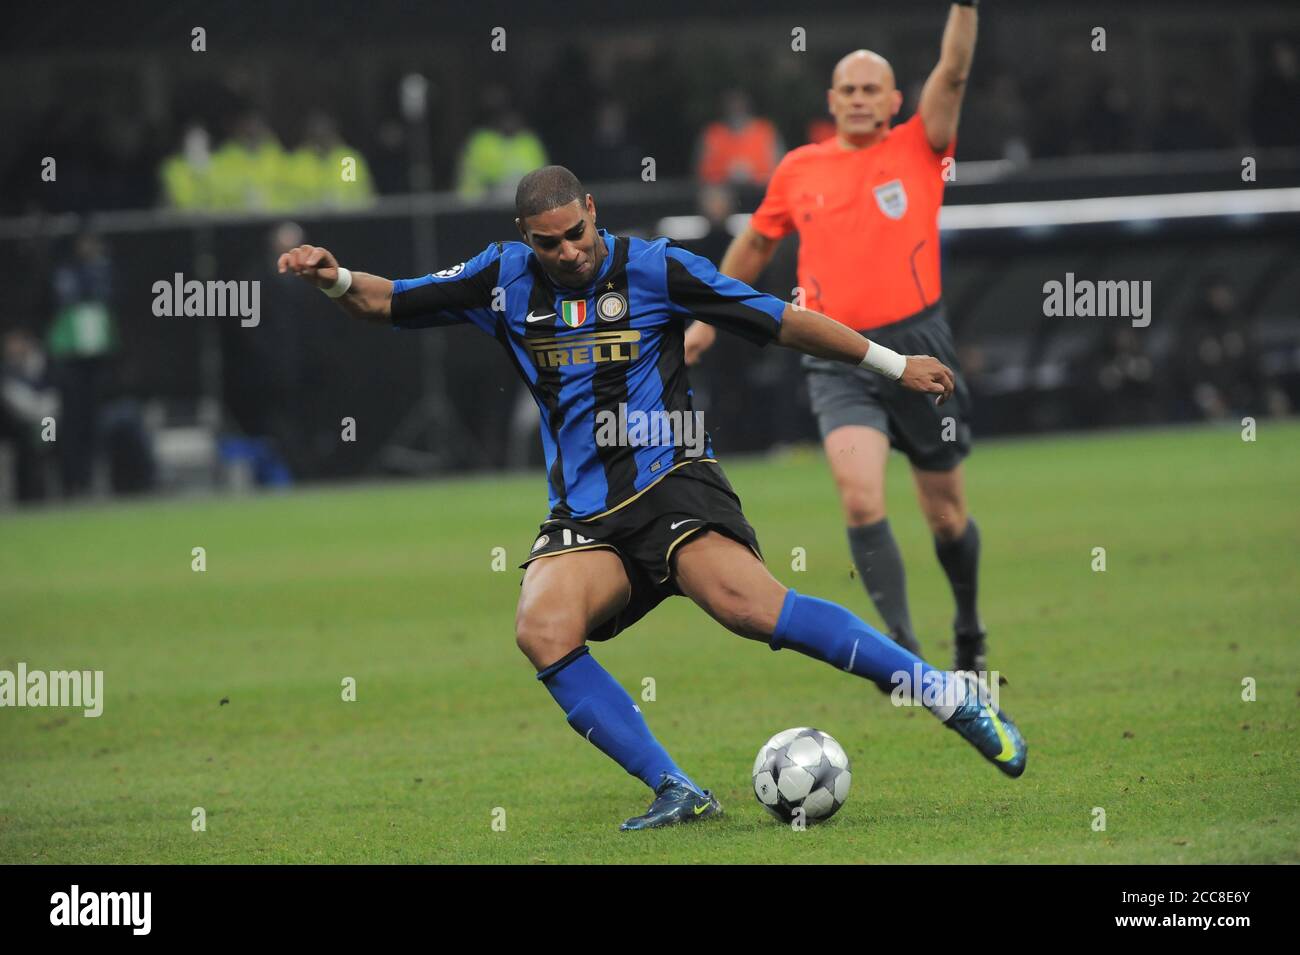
846, 519, 921, 656
934, 517, 982, 636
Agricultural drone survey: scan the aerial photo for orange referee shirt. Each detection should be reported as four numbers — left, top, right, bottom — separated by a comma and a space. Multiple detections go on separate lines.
749, 114, 954, 331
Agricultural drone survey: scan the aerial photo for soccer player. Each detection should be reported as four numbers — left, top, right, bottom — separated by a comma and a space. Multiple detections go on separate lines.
278, 164, 1026, 831
686, 1, 988, 673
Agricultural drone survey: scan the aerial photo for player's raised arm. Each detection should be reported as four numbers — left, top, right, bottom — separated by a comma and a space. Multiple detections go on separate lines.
278, 244, 394, 323
918, 1, 979, 152
777, 303, 955, 404
279, 241, 505, 335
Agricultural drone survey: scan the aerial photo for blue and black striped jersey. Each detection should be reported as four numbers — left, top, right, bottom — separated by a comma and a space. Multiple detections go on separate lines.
390, 229, 785, 519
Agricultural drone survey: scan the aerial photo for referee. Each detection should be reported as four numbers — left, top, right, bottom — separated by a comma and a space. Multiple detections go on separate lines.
687, 1, 986, 672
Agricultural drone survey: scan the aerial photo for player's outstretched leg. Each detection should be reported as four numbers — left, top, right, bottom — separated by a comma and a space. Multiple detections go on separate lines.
517, 549, 721, 830
674, 531, 1026, 778
770, 589, 1024, 777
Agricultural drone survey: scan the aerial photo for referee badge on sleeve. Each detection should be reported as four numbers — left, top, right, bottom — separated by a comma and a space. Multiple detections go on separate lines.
873, 179, 908, 220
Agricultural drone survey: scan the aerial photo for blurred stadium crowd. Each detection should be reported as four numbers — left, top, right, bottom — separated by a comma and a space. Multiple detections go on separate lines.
2, 28, 1297, 214
0, 0, 1297, 503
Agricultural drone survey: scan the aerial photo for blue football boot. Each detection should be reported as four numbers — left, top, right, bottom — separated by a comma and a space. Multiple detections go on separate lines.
619, 774, 722, 831
943, 673, 1028, 778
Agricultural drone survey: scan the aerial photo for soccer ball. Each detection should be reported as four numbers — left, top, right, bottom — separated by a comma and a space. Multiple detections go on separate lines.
752, 727, 851, 824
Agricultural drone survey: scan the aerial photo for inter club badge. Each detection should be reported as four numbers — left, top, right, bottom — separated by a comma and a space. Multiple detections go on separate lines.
596, 292, 627, 322
560, 300, 588, 328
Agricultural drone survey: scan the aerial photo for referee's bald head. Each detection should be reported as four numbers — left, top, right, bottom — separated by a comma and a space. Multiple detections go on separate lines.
827, 49, 903, 145
831, 50, 896, 91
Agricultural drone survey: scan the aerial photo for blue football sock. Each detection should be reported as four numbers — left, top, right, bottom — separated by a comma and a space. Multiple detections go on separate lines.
771, 589, 958, 714
537, 646, 701, 794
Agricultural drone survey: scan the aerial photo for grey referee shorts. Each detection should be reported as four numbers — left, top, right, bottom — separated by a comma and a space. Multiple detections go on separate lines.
801, 302, 973, 472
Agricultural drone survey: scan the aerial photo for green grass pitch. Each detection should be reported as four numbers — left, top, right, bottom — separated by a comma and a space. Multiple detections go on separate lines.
2, 422, 1297, 863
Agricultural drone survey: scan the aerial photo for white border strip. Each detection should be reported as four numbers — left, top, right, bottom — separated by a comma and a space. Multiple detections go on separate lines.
936, 187, 1300, 231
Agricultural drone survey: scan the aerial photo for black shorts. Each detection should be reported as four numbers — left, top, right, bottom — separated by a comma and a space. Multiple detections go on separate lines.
519, 460, 763, 641
801, 302, 973, 471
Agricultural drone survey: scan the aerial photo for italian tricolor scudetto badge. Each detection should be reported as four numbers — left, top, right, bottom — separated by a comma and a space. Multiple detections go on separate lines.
560, 299, 588, 328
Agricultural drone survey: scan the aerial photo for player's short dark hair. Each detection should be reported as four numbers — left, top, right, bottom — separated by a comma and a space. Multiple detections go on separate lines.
515, 166, 585, 222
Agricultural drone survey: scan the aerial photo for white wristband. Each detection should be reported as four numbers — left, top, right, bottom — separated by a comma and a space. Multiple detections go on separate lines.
859, 341, 907, 380
321, 267, 353, 299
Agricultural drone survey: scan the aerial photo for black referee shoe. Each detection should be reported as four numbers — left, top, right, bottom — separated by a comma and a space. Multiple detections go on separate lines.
953, 629, 988, 675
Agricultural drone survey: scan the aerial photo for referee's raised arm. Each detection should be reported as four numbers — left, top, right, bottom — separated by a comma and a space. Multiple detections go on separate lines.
277, 244, 394, 324
918, 1, 979, 152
